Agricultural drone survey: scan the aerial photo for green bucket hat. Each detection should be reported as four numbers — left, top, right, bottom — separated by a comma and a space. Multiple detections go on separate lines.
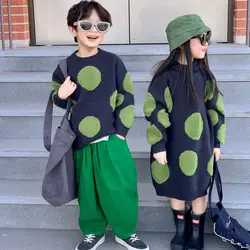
166, 14, 211, 52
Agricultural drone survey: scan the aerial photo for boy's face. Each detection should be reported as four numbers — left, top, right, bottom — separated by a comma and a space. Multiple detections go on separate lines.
70, 10, 107, 49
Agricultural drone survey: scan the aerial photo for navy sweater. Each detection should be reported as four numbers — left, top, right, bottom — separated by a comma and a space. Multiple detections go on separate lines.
51, 49, 135, 150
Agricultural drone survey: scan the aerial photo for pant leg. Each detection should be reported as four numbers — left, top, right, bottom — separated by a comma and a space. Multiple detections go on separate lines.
92, 135, 139, 239
74, 145, 107, 235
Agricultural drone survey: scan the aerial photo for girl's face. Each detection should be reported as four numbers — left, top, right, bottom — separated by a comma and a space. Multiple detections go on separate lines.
70, 10, 110, 49
190, 33, 210, 59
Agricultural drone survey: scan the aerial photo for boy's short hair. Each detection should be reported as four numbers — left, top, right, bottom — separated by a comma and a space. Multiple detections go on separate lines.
67, 0, 112, 43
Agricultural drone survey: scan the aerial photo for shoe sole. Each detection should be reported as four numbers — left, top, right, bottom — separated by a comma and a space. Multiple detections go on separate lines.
75, 235, 105, 250
170, 243, 186, 250
115, 236, 149, 250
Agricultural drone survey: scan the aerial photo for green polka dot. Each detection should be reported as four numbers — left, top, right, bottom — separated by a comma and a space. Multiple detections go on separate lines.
119, 105, 135, 128
205, 80, 213, 101
208, 110, 219, 126
185, 113, 203, 140
77, 66, 101, 91
207, 154, 214, 176
52, 90, 58, 102
110, 90, 117, 111
146, 125, 163, 145
123, 73, 134, 94
79, 116, 101, 137
164, 87, 173, 113
217, 124, 226, 144
52, 81, 61, 90
151, 161, 170, 184
116, 93, 124, 107
143, 93, 156, 117
216, 93, 225, 115
157, 109, 170, 128
179, 151, 198, 176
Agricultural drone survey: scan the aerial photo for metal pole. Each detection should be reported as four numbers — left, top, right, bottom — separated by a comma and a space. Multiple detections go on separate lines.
0, 0, 5, 50
7, 0, 12, 48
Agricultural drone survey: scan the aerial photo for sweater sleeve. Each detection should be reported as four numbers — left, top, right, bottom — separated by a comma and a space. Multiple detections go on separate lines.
114, 57, 135, 137
143, 74, 172, 154
51, 65, 68, 109
205, 80, 226, 148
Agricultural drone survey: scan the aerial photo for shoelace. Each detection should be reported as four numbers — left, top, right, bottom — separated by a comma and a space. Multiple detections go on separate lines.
84, 234, 96, 243
129, 234, 140, 243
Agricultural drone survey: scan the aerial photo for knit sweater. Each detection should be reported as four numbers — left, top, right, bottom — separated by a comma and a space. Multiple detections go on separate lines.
51, 49, 135, 150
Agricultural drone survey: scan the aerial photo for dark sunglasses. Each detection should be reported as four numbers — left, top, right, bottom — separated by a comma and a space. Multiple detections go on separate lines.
193, 33, 211, 45
73, 20, 110, 33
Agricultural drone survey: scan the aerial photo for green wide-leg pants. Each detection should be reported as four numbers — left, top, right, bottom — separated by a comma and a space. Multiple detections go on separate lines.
74, 135, 138, 239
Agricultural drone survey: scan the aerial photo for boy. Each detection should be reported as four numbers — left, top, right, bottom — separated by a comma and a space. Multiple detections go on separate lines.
51, 1, 149, 250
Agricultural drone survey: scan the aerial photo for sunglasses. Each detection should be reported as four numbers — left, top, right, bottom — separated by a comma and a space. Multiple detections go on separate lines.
194, 33, 211, 45
73, 20, 110, 33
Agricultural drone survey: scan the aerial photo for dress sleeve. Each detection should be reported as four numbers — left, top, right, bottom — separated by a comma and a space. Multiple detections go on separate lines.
143, 74, 172, 154
205, 80, 226, 148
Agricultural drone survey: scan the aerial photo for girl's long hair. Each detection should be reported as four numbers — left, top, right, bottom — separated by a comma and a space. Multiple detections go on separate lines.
152, 40, 219, 102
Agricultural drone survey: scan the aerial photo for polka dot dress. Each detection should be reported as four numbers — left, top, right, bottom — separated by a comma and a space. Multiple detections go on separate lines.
143, 60, 226, 201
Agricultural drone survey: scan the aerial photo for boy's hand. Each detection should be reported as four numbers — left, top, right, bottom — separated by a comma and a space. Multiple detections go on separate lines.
214, 148, 221, 161
58, 76, 77, 100
153, 151, 167, 165
116, 134, 125, 140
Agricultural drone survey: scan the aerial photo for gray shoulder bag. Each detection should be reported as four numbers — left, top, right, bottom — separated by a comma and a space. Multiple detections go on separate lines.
42, 59, 77, 207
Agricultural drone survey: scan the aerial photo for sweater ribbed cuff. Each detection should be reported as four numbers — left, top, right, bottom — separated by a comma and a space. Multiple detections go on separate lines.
53, 93, 68, 109
115, 126, 129, 138
152, 141, 166, 154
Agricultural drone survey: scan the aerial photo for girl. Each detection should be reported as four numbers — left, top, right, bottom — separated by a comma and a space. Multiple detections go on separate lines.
143, 14, 226, 250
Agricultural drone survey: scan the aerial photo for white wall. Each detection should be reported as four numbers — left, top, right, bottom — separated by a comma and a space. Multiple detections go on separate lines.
34, 0, 129, 45
130, 0, 228, 43
34, 0, 228, 45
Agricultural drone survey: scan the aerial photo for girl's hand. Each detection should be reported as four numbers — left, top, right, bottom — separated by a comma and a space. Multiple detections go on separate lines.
58, 76, 77, 100
214, 148, 221, 161
153, 151, 168, 165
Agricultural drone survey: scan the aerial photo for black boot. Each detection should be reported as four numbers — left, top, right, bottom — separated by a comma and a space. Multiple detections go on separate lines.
187, 212, 206, 250
170, 208, 190, 250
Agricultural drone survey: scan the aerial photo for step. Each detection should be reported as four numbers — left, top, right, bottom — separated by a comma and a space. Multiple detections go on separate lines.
0, 135, 250, 183
0, 124, 249, 157
0, 229, 235, 250
0, 44, 250, 72
1, 154, 250, 184
0, 119, 249, 158
0, 180, 249, 233
0, 104, 249, 154
1, 71, 250, 105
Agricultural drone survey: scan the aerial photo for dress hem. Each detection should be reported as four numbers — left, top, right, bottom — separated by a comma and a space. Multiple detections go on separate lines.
155, 190, 208, 202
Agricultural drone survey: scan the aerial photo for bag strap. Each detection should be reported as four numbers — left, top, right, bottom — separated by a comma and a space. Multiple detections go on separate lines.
43, 58, 70, 152
208, 159, 223, 219
59, 58, 67, 79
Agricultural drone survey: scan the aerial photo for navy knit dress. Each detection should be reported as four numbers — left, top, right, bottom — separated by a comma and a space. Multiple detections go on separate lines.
143, 60, 226, 201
